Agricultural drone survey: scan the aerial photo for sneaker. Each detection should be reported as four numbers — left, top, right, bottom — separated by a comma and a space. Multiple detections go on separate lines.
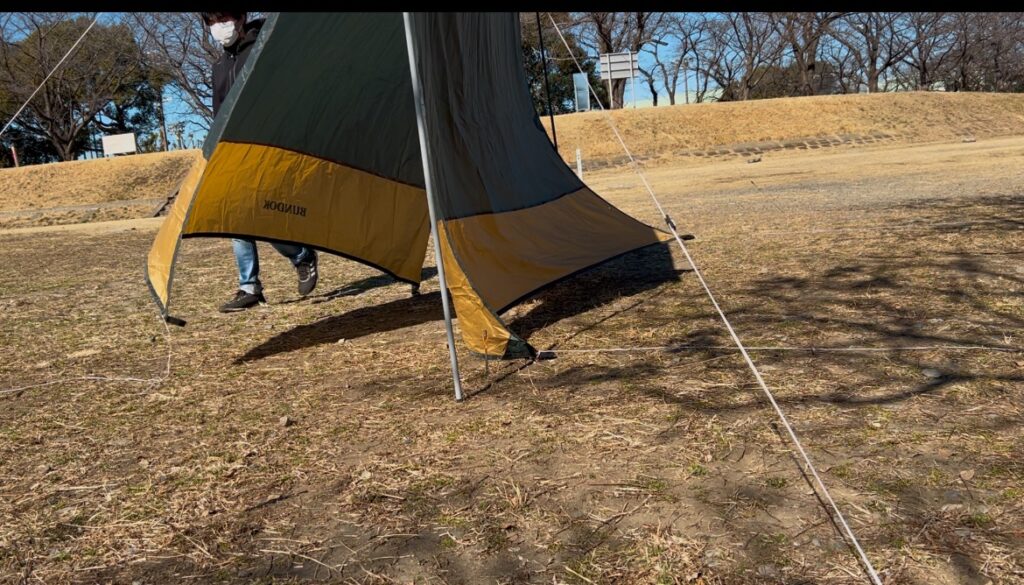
296, 250, 319, 296
219, 289, 266, 313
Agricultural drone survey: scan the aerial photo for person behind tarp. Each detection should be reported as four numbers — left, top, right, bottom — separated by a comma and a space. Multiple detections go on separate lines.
201, 11, 320, 312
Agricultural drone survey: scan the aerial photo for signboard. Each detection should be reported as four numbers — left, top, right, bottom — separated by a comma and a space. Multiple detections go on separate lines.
102, 132, 137, 156
573, 72, 590, 112
599, 51, 640, 109
598, 51, 638, 81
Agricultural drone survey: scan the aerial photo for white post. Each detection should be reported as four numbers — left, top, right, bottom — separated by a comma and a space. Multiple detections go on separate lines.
575, 148, 583, 179
402, 13, 465, 402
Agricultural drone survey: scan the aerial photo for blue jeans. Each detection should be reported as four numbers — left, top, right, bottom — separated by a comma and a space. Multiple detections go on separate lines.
233, 238, 313, 294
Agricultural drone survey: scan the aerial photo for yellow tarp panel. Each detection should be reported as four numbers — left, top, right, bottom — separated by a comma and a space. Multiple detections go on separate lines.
442, 188, 672, 313
183, 142, 430, 283
437, 221, 514, 357
146, 156, 207, 312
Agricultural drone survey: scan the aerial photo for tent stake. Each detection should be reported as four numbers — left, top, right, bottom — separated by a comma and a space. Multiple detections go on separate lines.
402, 13, 465, 402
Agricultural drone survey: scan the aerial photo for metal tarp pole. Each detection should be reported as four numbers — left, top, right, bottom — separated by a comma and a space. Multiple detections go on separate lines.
402, 12, 465, 401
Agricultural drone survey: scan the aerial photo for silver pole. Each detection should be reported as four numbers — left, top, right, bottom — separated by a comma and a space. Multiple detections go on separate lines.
402, 13, 465, 401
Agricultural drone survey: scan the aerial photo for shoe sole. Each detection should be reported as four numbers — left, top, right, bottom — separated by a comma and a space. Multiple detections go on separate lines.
298, 269, 318, 296
219, 300, 267, 313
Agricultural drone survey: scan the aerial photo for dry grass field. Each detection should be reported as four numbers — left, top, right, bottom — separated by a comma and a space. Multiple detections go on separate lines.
0, 95, 1022, 584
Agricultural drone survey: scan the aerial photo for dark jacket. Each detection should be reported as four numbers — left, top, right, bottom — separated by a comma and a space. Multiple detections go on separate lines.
212, 18, 264, 117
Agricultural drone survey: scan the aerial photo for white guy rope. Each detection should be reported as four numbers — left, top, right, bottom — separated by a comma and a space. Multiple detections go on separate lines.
0, 14, 100, 139
547, 13, 885, 585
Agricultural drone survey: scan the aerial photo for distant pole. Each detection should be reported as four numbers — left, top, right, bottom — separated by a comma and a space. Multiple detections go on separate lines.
683, 58, 690, 104
630, 51, 636, 109
10, 145, 18, 167
535, 12, 557, 151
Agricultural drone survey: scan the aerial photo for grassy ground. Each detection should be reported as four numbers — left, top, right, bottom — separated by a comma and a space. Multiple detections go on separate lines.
543, 92, 1024, 163
0, 136, 1022, 584
0, 150, 197, 213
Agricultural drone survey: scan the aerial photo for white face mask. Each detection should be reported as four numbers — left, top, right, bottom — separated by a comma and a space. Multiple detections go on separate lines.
210, 21, 239, 47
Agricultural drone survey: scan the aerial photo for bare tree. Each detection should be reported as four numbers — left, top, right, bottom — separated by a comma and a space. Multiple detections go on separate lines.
687, 14, 718, 103
703, 12, 784, 101
772, 12, 845, 95
902, 13, 955, 89
642, 13, 707, 106
637, 14, 680, 107
695, 15, 738, 101
133, 12, 219, 129
947, 12, 996, 92
820, 32, 859, 93
937, 13, 1024, 92
981, 12, 1024, 92
636, 64, 658, 107
0, 13, 149, 161
571, 12, 668, 108
833, 13, 911, 92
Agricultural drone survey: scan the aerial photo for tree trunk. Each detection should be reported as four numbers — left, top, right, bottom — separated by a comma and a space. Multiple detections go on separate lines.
56, 141, 76, 162
612, 79, 627, 108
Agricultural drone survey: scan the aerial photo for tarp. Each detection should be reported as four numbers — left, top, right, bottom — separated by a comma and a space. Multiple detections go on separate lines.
147, 12, 670, 358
